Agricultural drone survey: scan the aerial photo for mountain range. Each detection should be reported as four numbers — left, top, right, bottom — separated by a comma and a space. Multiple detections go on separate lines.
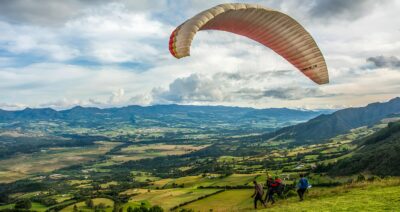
0, 104, 330, 133
263, 97, 400, 143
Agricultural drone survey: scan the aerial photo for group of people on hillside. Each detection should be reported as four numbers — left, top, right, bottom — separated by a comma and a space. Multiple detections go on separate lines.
251, 174, 309, 209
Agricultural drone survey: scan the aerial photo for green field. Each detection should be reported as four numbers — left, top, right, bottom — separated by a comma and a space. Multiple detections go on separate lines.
0, 202, 48, 212
155, 174, 260, 189
111, 144, 209, 162
182, 189, 254, 211
61, 198, 114, 212
123, 188, 221, 210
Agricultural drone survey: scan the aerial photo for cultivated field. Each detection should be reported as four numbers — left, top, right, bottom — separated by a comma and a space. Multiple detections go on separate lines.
0, 141, 119, 183
61, 198, 114, 212
123, 188, 221, 211
110, 144, 209, 162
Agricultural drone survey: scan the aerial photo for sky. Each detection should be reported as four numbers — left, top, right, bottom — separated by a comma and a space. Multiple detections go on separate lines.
0, 0, 399, 110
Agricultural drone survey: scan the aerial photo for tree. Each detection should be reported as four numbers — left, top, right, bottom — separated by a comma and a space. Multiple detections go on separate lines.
149, 205, 163, 212
85, 199, 94, 208
97, 203, 106, 209
73, 204, 78, 212
113, 201, 121, 212
14, 199, 32, 210
133, 206, 149, 212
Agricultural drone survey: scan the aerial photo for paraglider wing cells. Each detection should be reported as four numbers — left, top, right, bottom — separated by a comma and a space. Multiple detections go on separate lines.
169, 3, 329, 85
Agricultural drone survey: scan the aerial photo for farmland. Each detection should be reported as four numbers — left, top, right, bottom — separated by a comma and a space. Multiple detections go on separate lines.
0, 103, 399, 211
0, 123, 392, 211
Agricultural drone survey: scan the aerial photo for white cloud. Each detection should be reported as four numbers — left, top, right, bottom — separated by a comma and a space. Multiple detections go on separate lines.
108, 88, 125, 104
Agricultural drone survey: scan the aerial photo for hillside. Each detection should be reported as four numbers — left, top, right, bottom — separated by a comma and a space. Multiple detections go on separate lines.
263, 97, 400, 143
329, 121, 400, 176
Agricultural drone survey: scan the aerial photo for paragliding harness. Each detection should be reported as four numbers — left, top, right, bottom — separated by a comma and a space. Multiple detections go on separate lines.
267, 178, 288, 199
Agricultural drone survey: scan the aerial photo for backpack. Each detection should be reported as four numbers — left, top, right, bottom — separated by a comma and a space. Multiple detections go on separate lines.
299, 178, 309, 189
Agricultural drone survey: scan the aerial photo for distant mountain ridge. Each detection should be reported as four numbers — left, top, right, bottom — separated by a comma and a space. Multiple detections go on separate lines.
0, 104, 331, 133
263, 97, 400, 143
0, 104, 327, 121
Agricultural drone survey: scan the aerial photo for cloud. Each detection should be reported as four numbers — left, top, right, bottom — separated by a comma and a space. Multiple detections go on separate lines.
0, 0, 169, 26
152, 71, 332, 104
108, 88, 125, 104
308, 0, 380, 21
0, 2, 170, 65
0, 0, 399, 110
153, 74, 228, 103
261, 87, 332, 100
366, 56, 400, 69
0, 102, 27, 111
0, 0, 85, 26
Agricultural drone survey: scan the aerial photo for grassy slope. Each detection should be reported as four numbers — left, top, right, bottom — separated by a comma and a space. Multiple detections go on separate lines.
182, 179, 400, 211
265, 184, 400, 211
330, 121, 400, 176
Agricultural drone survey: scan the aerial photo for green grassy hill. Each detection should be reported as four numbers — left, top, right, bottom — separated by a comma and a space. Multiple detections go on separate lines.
181, 178, 400, 211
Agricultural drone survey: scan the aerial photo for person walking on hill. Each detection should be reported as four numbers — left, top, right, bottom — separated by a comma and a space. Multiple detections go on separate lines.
251, 180, 267, 209
264, 176, 275, 205
297, 174, 309, 201
266, 176, 283, 204
273, 176, 284, 197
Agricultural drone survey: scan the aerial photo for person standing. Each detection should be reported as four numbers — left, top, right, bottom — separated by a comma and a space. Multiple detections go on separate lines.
264, 176, 275, 205
251, 180, 267, 209
297, 174, 309, 201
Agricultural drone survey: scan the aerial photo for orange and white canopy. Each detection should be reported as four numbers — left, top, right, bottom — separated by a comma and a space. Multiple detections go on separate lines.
169, 3, 329, 84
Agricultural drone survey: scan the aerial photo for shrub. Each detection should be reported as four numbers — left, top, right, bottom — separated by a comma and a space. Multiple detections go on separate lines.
14, 199, 32, 210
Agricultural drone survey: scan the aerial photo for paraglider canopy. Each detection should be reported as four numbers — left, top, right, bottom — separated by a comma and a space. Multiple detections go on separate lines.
169, 3, 329, 85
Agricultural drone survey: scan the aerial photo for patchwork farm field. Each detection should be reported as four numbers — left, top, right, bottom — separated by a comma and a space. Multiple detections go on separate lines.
110, 144, 209, 162
0, 141, 120, 183
0, 102, 398, 212
150, 173, 261, 189
61, 198, 114, 212
123, 188, 221, 211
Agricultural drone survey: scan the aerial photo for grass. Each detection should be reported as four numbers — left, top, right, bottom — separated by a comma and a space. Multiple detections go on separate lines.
1, 202, 50, 212
181, 178, 400, 211
60, 198, 114, 212
263, 181, 400, 211
182, 189, 254, 211
30, 202, 48, 212
50, 194, 73, 203
151, 178, 173, 188
67, 179, 92, 186
124, 188, 221, 210
159, 174, 260, 189
100, 181, 118, 189
111, 144, 209, 162
0, 204, 14, 210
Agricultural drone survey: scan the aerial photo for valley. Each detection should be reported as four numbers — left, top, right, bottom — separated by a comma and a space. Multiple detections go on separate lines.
0, 98, 399, 211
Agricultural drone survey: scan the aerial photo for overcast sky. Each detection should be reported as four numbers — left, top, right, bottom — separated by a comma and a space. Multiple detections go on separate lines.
0, 0, 399, 110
